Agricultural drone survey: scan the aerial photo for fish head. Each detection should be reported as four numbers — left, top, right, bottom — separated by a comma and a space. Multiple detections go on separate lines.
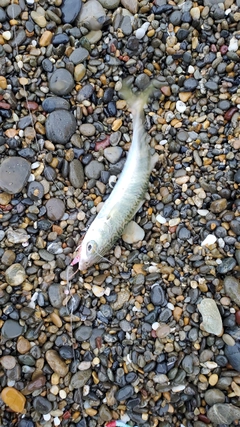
77, 228, 102, 271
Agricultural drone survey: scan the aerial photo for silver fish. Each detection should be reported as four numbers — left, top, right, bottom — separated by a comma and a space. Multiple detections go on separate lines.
71, 84, 158, 271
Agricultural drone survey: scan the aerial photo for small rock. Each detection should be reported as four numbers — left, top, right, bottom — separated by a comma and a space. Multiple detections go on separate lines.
70, 369, 92, 388
69, 159, 85, 188
33, 396, 52, 415
46, 198, 65, 221
207, 403, 240, 425
0, 157, 31, 194
61, 0, 82, 24
224, 276, 240, 305
85, 160, 104, 179
45, 110, 76, 144
1, 387, 26, 413
2, 320, 23, 339
217, 258, 236, 274
77, 0, 106, 30
210, 198, 227, 213
49, 69, 74, 96
104, 146, 122, 164
122, 221, 145, 244
80, 123, 96, 136
5, 263, 26, 286
45, 350, 69, 377
198, 299, 223, 336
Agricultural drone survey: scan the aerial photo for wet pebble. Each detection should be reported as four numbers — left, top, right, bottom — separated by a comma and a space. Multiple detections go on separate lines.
61, 0, 82, 24
33, 396, 52, 415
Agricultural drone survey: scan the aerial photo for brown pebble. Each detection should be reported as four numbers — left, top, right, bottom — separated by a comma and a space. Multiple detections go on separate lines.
161, 86, 171, 96
0, 355, 16, 370
173, 306, 183, 321
39, 30, 53, 47
17, 336, 31, 354
0, 76, 7, 89
235, 310, 240, 325
224, 107, 238, 121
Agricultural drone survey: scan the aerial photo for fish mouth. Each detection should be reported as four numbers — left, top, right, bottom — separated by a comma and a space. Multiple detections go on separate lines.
70, 245, 82, 267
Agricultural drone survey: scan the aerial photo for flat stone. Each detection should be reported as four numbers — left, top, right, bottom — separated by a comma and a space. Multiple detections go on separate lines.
42, 96, 70, 112
77, 0, 106, 30
217, 258, 236, 274
61, 0, 82, 24
45, 110, 76, 144
0, 355, 16, 370
207, 404, 240, 425
6, 3, 21, 18
150, 284, 166, 306
204, 389, 225, 406
27, 181, 44, 201
121, 0, 138, 13
70, 369, 92, 388
30, 11, 46, 27
225, 341, 240, 371
69, 159, 85, 188
45, 350, 69, 377
6, 228, 29, 244
75, 325, 93, 342
80, 123, 96, 136
1, 387, 26, 413
104, 146, 122, 164
46, 198, 65, 221
198, 298, 223, 336
85, 30, 102, 44
5, 263, 26, 286
2, 320, 23, 339
74, 63, 86, 81
48, 284, 64, 308
115, 385, 134, 401
98, 0, 120, 9
210, 198, 227, 213
33, 396, 52, 415
122, 221, 145, 244
85, 160, 104, 179
69, 47, 89, 64
224, 276, 240, 305
0, 157, 31, 194
49, 69, 74, 96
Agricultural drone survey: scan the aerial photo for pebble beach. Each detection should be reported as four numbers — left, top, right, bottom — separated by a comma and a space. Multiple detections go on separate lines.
0, 0, 240, 426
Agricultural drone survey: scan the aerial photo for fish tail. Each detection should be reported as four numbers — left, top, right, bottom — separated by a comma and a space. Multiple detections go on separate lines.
121, 80, 154, 118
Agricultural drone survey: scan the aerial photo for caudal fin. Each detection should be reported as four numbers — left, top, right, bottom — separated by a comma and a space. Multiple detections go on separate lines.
120, 80, 154, 116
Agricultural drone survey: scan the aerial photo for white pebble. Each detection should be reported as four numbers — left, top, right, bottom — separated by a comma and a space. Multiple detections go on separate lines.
176, 100, 187, 113
17, 60, 24, 69
156, 214, 167, 224
172, 385, 186, 392
218, 238, 225, 248
135, 22, 150, 39
54, 417, 61, 426
188, 65, 194, 74
152, 322, 160, 330
201, 234, 217, 246
2, 31, 12, 41
160, 139, 168, 145
197, 209, 209, 216
26, 0, 35, 4
167, 302, 174, 310
228, 36, 238, 52
43, 414, 51, 421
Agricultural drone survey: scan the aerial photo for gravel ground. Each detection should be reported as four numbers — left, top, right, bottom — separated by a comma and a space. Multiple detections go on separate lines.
0, 0, 240, 426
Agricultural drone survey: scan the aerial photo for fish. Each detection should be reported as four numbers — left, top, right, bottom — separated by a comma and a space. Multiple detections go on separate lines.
71, 83, 158, 271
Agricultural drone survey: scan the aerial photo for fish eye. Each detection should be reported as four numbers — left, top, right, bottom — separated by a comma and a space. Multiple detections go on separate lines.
87, 240, 97, 254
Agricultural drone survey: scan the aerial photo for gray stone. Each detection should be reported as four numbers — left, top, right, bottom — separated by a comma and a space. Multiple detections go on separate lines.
46, 198, 65, 221
104, 147, 123, 164
0, 157, 31, 194
45, 110, 76, 144
204, 389, 225, 406
77, 0, 106, 30
207, 403, 240, 425
69, 47, 89, 64
98, 0, 120, 9
69, 159, 85, 188
5, 263, 26, 286
49, 69, 74, 96
217, 258, 236, 274
85, 160, 104, 179
70, 369, 92, 388
33, 396, 52, 415
198, 298, 223, 336
2, 319, 23, 339
48, 284, 64, 308
224, 276, 240, 305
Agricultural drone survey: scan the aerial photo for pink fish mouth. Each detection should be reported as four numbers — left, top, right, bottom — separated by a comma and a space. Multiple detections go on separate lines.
70, 245, 82, 267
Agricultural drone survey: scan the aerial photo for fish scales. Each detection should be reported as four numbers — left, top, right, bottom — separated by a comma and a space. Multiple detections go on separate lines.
71, 85, 158, 271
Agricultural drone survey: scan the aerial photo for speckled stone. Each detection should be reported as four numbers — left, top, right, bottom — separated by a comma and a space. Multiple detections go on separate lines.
0, 157, 31, 194
45, 110, 76, 144
46, 198, 65, 221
